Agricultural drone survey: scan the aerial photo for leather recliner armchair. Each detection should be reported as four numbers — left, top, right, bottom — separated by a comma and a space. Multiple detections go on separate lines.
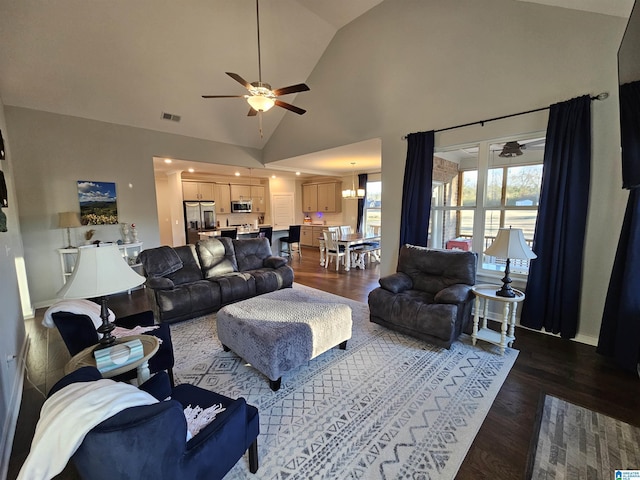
368, 245, 477, 348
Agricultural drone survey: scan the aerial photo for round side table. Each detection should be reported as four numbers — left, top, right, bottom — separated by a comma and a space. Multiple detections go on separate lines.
471, 284, 525, 355
65, 334, 159, 383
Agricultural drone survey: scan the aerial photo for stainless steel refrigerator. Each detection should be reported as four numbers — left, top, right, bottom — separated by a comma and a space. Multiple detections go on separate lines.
184, 201, 216, 244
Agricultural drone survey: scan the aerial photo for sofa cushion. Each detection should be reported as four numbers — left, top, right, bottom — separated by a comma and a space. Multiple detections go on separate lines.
233, 238, 272, 271
162, 245, 203, 285
397, 246, 476, 294
197, 237, 238, 278
155, 280, 221, 322
139, 246, 183, 277
214, 272, 257, 305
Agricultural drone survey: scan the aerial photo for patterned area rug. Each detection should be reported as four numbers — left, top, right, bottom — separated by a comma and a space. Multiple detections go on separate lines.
528, 395, 640, 480
170, 284, 518, 479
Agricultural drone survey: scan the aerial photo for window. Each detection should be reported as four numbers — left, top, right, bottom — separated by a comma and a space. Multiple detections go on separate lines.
430, 136, 544, 276
363, 180, 381, 234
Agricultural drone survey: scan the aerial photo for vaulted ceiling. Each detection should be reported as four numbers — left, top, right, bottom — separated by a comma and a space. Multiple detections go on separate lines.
0, 0, 632, 171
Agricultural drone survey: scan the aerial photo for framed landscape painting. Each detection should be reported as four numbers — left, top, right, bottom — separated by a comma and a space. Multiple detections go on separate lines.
77, 180, 118, 225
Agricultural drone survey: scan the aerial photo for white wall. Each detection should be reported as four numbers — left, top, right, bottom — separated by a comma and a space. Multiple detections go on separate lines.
263, 0, 629, 344
0, 97, 27, 478
6, 107, 261, 307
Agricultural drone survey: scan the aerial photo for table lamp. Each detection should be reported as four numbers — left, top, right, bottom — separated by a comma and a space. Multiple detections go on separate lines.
58, 211, 82, 248
56, 244, 146, 348
484, 227, 537, 298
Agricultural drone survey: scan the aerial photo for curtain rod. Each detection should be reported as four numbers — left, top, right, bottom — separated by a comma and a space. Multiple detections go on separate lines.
402, 92, 609, 139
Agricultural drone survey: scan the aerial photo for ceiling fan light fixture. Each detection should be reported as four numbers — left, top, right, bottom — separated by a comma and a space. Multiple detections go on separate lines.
499, 141, 524, 157
247, 95, 275, 112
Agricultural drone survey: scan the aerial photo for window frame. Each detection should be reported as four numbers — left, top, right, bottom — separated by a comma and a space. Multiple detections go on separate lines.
433, 133, 544, 281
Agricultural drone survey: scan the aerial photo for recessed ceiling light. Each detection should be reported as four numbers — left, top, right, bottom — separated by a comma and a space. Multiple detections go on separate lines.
188, 168, 195, 173
235, 172, 241, 176
164, 159, 172, 164
295, 172, 301, 176
271, 175, 276, 179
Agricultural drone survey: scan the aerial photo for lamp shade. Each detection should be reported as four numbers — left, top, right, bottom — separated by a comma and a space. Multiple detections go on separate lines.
484, 227, 537, 260
57, 245, 145, 299
58, 211, 82, 229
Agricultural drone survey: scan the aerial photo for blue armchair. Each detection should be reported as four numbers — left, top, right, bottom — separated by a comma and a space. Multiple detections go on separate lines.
51, 309, 175, 385
48, 367, 260, 480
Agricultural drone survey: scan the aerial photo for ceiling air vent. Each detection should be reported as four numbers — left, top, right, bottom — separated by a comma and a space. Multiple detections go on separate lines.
161, 112, 181, 122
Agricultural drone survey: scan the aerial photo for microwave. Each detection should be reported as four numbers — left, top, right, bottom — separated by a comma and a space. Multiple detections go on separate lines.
231, 200, 252, 213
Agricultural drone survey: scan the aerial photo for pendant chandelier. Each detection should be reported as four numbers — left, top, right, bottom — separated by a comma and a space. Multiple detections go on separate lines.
342, 162, 365, 199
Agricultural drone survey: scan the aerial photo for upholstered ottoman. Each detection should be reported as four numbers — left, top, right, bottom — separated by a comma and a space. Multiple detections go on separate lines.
216, 288, 352, 391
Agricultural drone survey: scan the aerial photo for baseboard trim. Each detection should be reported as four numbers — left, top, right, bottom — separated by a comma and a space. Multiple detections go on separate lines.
0, 334, 29, 480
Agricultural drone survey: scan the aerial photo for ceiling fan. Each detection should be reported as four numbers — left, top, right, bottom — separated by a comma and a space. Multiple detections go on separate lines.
202, 0, 310, 119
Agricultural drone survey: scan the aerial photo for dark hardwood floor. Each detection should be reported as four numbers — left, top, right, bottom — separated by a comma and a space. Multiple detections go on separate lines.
8, 246, 639, 479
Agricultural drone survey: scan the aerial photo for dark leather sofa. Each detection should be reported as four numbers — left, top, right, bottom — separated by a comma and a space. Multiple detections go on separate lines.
368, 245, 477, 348
139, 237, 294, 323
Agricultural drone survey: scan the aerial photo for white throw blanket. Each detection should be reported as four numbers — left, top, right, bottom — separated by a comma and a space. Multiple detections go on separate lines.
42, 299, 115, 329
42, 300, 159, 340
17, 379, 159, 480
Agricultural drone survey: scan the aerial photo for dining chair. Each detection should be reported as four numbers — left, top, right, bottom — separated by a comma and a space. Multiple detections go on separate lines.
323, 230, 346, 271
280, 225, 302, 259
339, 225, 352, 236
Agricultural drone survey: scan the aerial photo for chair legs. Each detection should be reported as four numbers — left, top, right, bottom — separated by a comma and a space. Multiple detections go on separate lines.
280, 241, 302, 259
248, 439, 259, 473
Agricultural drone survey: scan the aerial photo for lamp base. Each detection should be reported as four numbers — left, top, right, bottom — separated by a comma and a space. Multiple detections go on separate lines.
495, 285, 516, 298
96, 296, 116, 348
495, 258, 516, 298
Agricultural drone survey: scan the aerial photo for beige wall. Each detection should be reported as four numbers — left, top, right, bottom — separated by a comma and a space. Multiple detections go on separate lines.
0, 97, 27, 474
263, 0, 629, 345
6, 107, 261, 307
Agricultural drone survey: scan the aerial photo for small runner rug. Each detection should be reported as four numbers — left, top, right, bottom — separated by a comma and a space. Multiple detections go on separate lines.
170, 284, 518, 479
527, 394, 640, 479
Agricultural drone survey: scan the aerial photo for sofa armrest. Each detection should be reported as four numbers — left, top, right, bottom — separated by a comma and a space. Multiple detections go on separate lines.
379, 272, 413, 293
263, 256, 287, 269
434, 284, 473, 304
146, 276, 175, 290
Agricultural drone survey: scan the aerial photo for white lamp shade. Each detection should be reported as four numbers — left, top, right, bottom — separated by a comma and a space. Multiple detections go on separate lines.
247, 95, 275, 112
484, 228, 537, 260
58, 211, 82, 228
57, 245, 145, 299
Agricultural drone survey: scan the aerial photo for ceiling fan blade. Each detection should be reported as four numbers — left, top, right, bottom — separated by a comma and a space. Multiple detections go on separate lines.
248, 108, 258, 116
201, 95, 245, 98
272, 83, 310, 96
226, 72, 252, 89
275, 100, 306, 115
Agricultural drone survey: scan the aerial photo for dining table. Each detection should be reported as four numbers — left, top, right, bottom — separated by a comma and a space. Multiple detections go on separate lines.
318, 232, 381, 271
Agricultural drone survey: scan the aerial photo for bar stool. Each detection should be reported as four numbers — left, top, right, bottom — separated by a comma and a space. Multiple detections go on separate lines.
280, 225, 302, 259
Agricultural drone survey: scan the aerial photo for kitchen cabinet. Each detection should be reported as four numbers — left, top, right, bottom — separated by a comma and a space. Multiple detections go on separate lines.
317, 182, 341, 213
302, 184, 318, 212
213, 184, 231, 213
300, 226, 326, 247
230, 184, 251, 201
302, 181, 342, 213
182, 182, 214, 201
250, 185, 266, 212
